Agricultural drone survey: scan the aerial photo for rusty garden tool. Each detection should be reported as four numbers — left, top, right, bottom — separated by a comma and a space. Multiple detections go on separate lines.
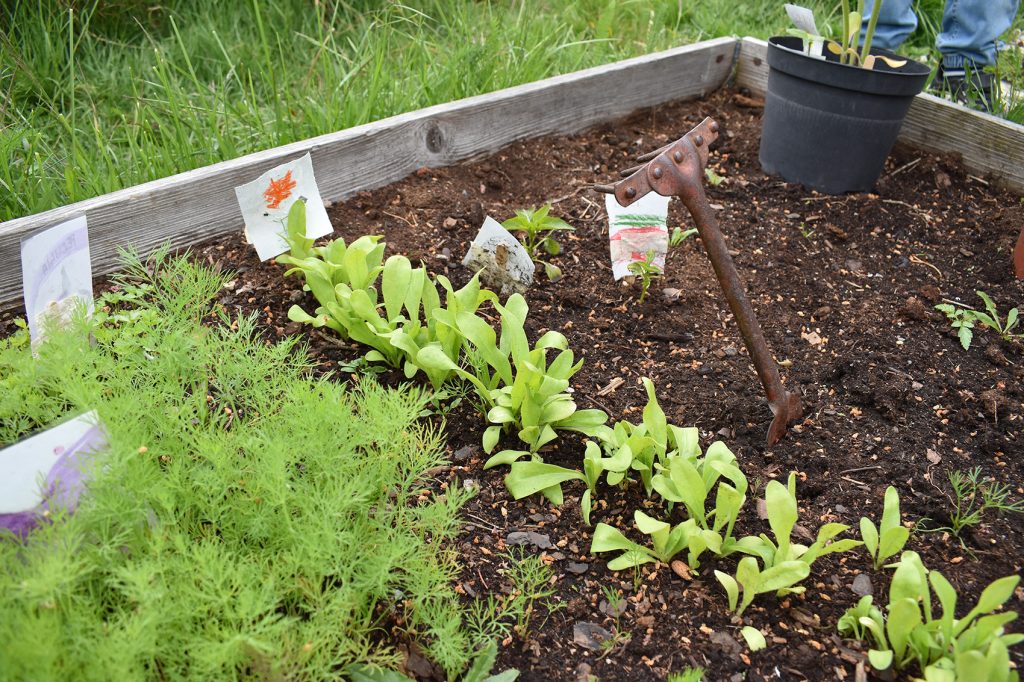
593, 117, 801, 445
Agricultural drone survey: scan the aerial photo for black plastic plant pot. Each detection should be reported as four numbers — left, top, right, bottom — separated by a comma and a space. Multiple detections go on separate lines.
759, 36, 930, 194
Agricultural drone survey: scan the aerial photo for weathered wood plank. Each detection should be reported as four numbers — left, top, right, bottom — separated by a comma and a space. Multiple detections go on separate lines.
899, 95, 1024, 192
735, 37, 1024, 193
0, 37, 737, 307
734, 37, 771, 98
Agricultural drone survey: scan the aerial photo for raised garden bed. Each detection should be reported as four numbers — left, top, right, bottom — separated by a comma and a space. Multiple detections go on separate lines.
2, 37, 1023, 682
6, 85, 1019, 681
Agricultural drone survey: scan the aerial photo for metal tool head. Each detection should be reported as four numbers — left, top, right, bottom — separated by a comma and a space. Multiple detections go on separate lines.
601, 117, 720, 207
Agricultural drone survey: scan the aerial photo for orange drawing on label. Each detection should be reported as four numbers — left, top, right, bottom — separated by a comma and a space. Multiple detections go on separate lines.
263, 170, 297, 209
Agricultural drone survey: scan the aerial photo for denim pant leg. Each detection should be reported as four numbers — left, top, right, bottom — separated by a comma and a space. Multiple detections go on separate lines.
936, 0, 1021, 68
862, 0, 917, 50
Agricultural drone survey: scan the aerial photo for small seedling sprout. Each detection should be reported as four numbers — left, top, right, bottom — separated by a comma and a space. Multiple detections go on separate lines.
627, 250, 662, 303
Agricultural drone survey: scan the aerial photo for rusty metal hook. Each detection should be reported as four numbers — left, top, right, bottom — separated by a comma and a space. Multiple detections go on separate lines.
593, 117, 802, 446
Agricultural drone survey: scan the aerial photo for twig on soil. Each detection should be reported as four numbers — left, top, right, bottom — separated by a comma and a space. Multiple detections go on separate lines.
940, 297, 976, 310
382, 210, 418, 229
885, 367, 916, 381
840, 465, 883, 475
585, 394, 613, 415
801, 195, 851, 203
548, 184, 589, 205
315, 330, 349, 349
909, 254, 943, 279
579, 195, 599, 221
466, 513, 503, 533
886, 157, 921, 178
841, 475, 871, 488
883, 199, 934, 224
597, 377, 625, 396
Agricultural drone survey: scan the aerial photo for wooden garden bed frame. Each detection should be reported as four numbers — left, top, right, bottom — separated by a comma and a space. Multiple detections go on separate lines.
2, 36, 1021, 307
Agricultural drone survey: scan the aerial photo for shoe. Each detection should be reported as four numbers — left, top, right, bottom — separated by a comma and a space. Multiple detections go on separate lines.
931, 64, 998, 113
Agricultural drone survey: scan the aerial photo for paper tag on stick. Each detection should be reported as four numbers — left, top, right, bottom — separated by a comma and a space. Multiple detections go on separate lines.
234, 153, 332, 261
605, 193, 670, 280
20, 215, 93, 347
0, 411, 107, 538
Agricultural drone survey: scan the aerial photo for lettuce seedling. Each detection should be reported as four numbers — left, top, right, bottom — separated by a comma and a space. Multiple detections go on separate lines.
281, 232, 386, 340
732, 472, 861, 574
504, 461, 585, 508
418, 293, 607, 504
627, 250, 661, 303
838, 551, 1023, 679
860, 485, 909, 570
714, 556, 811, 616
651, 439, 747, 548
283, 211, 493, 383
590, 510, 720, 571
574, 382, 748, 536
669, 226, 698, 247
386, 267, 494, 388
281, 198, 315, 260
583, 378, 698, 499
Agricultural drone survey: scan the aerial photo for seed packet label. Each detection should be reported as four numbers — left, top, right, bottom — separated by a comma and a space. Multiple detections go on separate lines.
0, 411, 107, 538
462, 216, 535, 295
20, 215, 93, 347
606, 193, 670, 280
234, 153, 332, 261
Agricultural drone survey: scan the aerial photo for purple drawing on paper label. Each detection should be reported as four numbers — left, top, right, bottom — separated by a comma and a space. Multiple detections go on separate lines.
0, 414, 107, 539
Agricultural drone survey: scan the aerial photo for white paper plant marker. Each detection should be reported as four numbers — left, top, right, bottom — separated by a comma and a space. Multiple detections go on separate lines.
0, 411, 107, 538
462, 216, 535, 295
785, 4, 819, 35
234, 152, 332, 261
605, 192, 670, 281
20, 215, 93, 347
784, 3, 825, 58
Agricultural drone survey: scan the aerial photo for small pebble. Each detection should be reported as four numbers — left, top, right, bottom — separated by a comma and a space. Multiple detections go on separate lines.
851, 573, 874, 597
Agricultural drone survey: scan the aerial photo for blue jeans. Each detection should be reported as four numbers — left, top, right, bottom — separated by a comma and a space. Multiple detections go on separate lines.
862, 0, 1020, 68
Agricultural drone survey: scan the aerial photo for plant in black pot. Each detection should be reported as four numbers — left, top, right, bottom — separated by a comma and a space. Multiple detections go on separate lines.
759, 2, 931, 194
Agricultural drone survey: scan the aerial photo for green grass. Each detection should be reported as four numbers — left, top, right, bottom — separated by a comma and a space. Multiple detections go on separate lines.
0, 251, 500, 680
1, 0, 1021, 222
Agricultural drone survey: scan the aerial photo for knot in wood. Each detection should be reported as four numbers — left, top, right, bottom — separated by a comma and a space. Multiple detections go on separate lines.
425, 122, 446, 154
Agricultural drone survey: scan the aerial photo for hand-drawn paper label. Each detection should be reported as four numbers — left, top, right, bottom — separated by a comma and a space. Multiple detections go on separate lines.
0, 411, 107, 538
20, 215, 93, 347
606, 193, 670, 280
234, 153, 332, 261
462, 217, 535, 295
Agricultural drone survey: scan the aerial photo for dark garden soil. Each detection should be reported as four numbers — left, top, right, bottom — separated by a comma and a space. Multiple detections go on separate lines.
4, 88, 1023, 681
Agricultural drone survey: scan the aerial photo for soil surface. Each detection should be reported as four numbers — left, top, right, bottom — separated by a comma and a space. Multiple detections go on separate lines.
5, 88, 1023, 681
